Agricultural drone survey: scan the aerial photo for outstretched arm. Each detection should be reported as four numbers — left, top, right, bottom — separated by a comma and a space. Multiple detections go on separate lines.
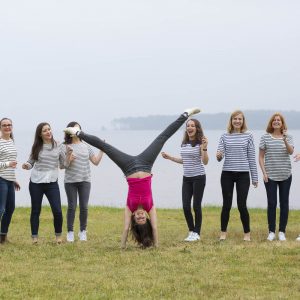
149, 207, 158, 247
161, 152, 183, 164
121, 206, 132, 249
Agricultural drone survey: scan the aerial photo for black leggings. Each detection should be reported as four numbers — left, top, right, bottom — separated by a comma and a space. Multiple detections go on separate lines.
220, 171, 250, 233
182, 175, 206, 234
78, 114, 188, 176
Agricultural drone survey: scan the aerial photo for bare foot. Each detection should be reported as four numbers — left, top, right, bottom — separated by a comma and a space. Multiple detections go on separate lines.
244, 232, 251, 242
219, 232, 227, 241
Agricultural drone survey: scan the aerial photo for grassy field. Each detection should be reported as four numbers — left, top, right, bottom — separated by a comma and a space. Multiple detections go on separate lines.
0, 206, 299, 300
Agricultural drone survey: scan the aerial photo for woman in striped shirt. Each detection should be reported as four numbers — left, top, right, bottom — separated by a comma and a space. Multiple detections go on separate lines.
22, 122, 68, 244
161, 119, 208, 242
0, 118, 20, 244
259, 113, 294, 241
63, 121, 103, 242
216, 110, 258, 241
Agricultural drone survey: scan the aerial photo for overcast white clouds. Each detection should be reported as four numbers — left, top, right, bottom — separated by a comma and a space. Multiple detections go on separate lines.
1, 0, 300, 130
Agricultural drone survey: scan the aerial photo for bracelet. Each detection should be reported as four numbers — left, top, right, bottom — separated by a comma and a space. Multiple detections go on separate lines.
202, 149, 207, 151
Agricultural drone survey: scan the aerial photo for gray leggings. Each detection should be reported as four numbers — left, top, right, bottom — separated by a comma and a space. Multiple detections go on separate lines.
65, 181, 91, 232
78, 113, 188, 176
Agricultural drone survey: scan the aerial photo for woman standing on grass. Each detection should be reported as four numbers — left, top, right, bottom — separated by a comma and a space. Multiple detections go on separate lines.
259, 113, 294, 241
22, 122, 68, 244
0, 118, 20, 244
216, 110, 258, 241
63, 121, 103, 242
161, 118, 208, 242
64, 108, 200, 248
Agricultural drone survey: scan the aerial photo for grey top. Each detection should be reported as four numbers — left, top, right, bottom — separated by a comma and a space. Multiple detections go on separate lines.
259, 133, 294, 181
62, 142, 95, 183
26, 143, 65, 183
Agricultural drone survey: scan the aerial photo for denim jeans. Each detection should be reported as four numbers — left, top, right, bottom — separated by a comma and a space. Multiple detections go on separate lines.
182, 175, 206, 234
29, 181, 63, 237
78, 113, 188, 176
264, 175, 292, 233
65, 181, 91, 232
220, 171, 250, 233
0, 177, 15, 235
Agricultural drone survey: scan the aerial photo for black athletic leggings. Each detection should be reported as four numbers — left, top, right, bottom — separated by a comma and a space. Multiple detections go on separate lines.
182, 175, 206, 234
220, 171, 250, 233
78, 113, 188, 176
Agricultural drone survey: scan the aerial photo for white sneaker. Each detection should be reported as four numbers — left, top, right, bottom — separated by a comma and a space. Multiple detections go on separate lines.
67, 231, 74, 242
78, 230, 87, 241
296, 235, 300, 241
267, 232, 276, 241
64, 127, 80, 136
184, 108, 201, 117
278, 231, 286, 241
184, 231, 193, 241
192, 232, 200, 241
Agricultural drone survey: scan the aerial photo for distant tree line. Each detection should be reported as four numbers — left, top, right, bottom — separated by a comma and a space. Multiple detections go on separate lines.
111, 110, 300, 130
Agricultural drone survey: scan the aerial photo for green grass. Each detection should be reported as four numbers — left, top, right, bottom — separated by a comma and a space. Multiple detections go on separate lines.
0, 206, 300, 300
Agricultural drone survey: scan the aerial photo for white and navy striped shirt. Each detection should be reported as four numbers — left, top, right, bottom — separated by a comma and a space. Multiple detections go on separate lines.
180, 143, 205, 177
217, 132, 258, 182
61, 142, 95, 183
259, 133, 293, 181
26, 143, 65, 183
0, 138, 17, 181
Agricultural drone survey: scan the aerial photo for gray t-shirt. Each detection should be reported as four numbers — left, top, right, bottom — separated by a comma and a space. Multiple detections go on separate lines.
259, 133, 293, 181
62, 142, 95, 183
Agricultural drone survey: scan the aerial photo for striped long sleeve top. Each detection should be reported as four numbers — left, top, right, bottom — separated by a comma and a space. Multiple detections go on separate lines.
217, 132, 258, 183
25, 143, 65, 183
0, 138, 17, 181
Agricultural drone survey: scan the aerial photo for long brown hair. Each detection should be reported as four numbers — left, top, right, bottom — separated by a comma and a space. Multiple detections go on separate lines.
0, 118, 14, 141
130, 215, 154, 248
181, 118, 203, 147
227, 110, 248, 133
266, 113, 287, 133
30, 122, 56, 161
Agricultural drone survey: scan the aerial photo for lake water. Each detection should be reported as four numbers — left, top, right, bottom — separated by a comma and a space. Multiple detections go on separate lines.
13, 129, 300, 209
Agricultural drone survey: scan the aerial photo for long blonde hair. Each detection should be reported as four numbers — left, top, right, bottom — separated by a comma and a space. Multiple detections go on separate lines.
227, 110, 248, 133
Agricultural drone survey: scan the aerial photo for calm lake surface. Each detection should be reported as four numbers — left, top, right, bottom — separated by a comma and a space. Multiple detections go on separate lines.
13, 129, 300, 209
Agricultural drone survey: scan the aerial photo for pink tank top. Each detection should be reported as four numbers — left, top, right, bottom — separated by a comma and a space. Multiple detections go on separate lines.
126, 175, 153, 213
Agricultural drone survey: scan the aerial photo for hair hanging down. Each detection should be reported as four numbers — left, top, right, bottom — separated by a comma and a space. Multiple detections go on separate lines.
182, 118, 204, 147
31, 122, 56, 161
130, 215, 154, 248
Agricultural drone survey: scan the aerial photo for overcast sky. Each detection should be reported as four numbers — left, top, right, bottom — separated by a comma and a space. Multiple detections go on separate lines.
1, 0, 300, 131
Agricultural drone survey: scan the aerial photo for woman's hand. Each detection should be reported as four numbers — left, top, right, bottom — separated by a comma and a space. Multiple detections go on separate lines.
14, 181, 21, 191
216, 151, 223, 162
294, 153, 300, 162
252, 181, 258, 188
22, 162, 30, 170
201, 136, 208, 149
161, 152, 171, 160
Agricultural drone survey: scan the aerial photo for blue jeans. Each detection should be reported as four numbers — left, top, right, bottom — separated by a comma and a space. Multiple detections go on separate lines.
0, 177, 15, 235
264, 175, 292, 233
29, 181, 63, 237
